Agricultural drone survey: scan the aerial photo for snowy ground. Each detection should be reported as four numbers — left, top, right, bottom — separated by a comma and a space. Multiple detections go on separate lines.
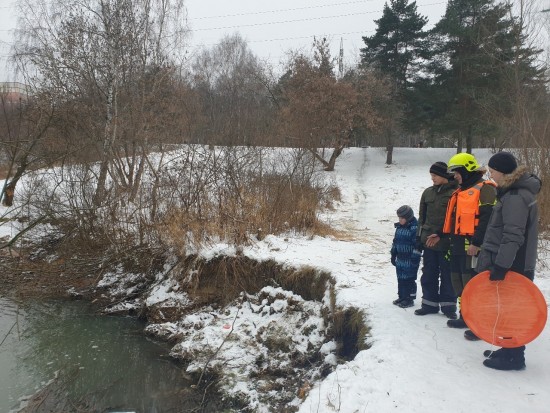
242, 147, 550, 413
2, 147, 549, 412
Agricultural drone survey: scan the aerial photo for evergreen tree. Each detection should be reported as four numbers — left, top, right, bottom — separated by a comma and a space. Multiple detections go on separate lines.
361, 0, 429, 147
361, 0, 429, 90
429, 0, 545, 151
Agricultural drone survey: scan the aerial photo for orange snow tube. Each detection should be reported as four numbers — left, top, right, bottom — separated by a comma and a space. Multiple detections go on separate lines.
462, 270, 547, 348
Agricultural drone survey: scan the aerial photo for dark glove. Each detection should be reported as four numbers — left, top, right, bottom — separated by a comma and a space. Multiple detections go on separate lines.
489, 265, 508, 281
391, 254, 396, 266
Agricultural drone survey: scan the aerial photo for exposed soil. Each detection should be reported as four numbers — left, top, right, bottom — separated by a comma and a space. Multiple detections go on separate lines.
0, 250, 105, 303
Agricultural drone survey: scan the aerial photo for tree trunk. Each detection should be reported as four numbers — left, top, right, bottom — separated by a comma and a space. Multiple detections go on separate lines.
1, 183, 15, 207
1, 153, 30, 207
129, 151, 146, 202
466, 125, 473, 154
325, 144, 345, 171
386, 144, 393, 165
94, 82, 117, 206
307, 148, 330, 169
456, 133, 463, 153
385, 127, 394, 164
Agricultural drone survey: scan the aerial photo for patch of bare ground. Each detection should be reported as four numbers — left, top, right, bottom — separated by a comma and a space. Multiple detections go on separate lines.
0, 247, 106, 302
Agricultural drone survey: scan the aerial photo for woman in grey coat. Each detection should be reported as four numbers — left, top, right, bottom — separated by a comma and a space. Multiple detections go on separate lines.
475, 151, 542, 371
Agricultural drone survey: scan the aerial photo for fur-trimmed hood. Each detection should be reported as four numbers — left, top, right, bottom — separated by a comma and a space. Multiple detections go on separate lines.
497, 165, 542, 196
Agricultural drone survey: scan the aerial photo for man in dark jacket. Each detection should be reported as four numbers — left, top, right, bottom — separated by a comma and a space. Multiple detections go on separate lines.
440, 153, 497, 339
475, 151, 541, 371
414, 162, 458, 318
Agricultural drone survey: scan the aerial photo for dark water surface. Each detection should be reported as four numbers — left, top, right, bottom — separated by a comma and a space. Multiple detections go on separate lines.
0, 297, 209, 413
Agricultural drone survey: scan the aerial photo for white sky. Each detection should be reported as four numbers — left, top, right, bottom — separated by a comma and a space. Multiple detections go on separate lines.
2, 0, 547, 80
183, 0, 447, 70
0, 0, 17, 81
0, 0, 449, 81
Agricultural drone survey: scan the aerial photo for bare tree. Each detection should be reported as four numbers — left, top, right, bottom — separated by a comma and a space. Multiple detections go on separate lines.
190, 33, 276, 146
278, 39, 393, 170
0, 88, 54, 206
12, 0, 188, 206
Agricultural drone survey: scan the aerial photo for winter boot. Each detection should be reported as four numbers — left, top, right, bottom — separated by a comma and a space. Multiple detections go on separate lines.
483, 355, 526, 371
414, 306, 439, 316
464, 329, 481, 341
443, 311, 458, 320
397, 299, 414, 308
392, 298, 403, 305
483, 348, 507, 359
447, 315, 467, 328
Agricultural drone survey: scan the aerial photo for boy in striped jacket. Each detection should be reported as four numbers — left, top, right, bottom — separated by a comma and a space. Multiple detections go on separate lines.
391, 205, 422, 308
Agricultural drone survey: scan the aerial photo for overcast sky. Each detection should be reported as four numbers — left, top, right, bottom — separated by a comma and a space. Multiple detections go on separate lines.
0, 0, 450, 81
183, 0, 447, 68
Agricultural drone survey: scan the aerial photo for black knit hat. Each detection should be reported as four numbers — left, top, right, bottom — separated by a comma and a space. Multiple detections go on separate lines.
396, 205, 414, 221
488, 152, 518, 174
430, 161, 453, 180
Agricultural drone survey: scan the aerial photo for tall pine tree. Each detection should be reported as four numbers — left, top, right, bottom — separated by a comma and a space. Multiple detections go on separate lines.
361, 0, 429, 151
361, 0, 428, 90
429, 0, 545, 151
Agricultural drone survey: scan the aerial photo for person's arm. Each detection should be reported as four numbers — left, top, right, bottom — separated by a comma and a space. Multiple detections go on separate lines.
417, 190, 427, 232
491, 192, 530, 279
410, 222, 422, 265
472, 184, 497, 247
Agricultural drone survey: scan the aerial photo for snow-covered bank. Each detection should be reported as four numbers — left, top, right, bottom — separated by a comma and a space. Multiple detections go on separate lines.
3, 147, 550, 412
113, 147, 550, 412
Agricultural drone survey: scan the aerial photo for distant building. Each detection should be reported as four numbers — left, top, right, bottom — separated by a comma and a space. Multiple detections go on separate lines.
0, 82, 29, 104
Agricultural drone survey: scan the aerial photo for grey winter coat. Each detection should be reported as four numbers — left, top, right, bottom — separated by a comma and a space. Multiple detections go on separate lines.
476, 166, 541, 279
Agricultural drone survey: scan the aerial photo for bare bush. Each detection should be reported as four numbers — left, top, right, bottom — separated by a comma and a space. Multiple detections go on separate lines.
12, 145, 338, 265
278, 39, 395, 170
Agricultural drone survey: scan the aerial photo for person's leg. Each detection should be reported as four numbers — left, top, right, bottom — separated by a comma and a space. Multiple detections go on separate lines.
483, 346, 526, 370
448, 255, 467, 328
462, 255, 481, 339
460, 254, 475, 287
397, 278, 415, 307
450, 254, 465, 297
415, 249, 440, 315
394, 272, 404, 304
411, 276, 417, 300
438, 250, 457, 318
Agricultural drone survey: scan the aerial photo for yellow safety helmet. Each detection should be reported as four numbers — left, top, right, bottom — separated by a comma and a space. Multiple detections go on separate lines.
447, 153, 480, 172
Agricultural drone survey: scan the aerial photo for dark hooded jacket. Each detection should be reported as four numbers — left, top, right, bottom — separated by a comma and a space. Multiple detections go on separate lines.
417, 180, 457, 252
476, 166, 541, 279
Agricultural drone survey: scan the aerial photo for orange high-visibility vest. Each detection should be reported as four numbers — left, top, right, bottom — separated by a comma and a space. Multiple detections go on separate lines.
443, 180, 496, 236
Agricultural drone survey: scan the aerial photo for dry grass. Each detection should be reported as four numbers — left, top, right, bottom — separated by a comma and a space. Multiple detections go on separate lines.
277, 265, 334, 302
174, 256, 333, 307
331, 307, 370, 360
159, 174, 342, 249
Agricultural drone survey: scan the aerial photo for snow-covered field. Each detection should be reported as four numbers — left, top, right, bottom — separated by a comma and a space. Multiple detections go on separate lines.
243, 147, 550, 413
2, 147, 549, 412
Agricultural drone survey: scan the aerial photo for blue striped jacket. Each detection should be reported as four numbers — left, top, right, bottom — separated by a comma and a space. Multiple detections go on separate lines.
391, 217, 421, 279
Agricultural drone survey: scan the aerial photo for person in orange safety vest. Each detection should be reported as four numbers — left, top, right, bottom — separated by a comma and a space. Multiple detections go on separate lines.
430, 153, 497, 340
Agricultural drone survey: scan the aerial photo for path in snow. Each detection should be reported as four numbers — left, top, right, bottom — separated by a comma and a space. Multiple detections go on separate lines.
294, 147, 550, 413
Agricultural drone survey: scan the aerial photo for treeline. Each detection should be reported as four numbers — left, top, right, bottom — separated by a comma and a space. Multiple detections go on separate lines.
1, 0, 550, 256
